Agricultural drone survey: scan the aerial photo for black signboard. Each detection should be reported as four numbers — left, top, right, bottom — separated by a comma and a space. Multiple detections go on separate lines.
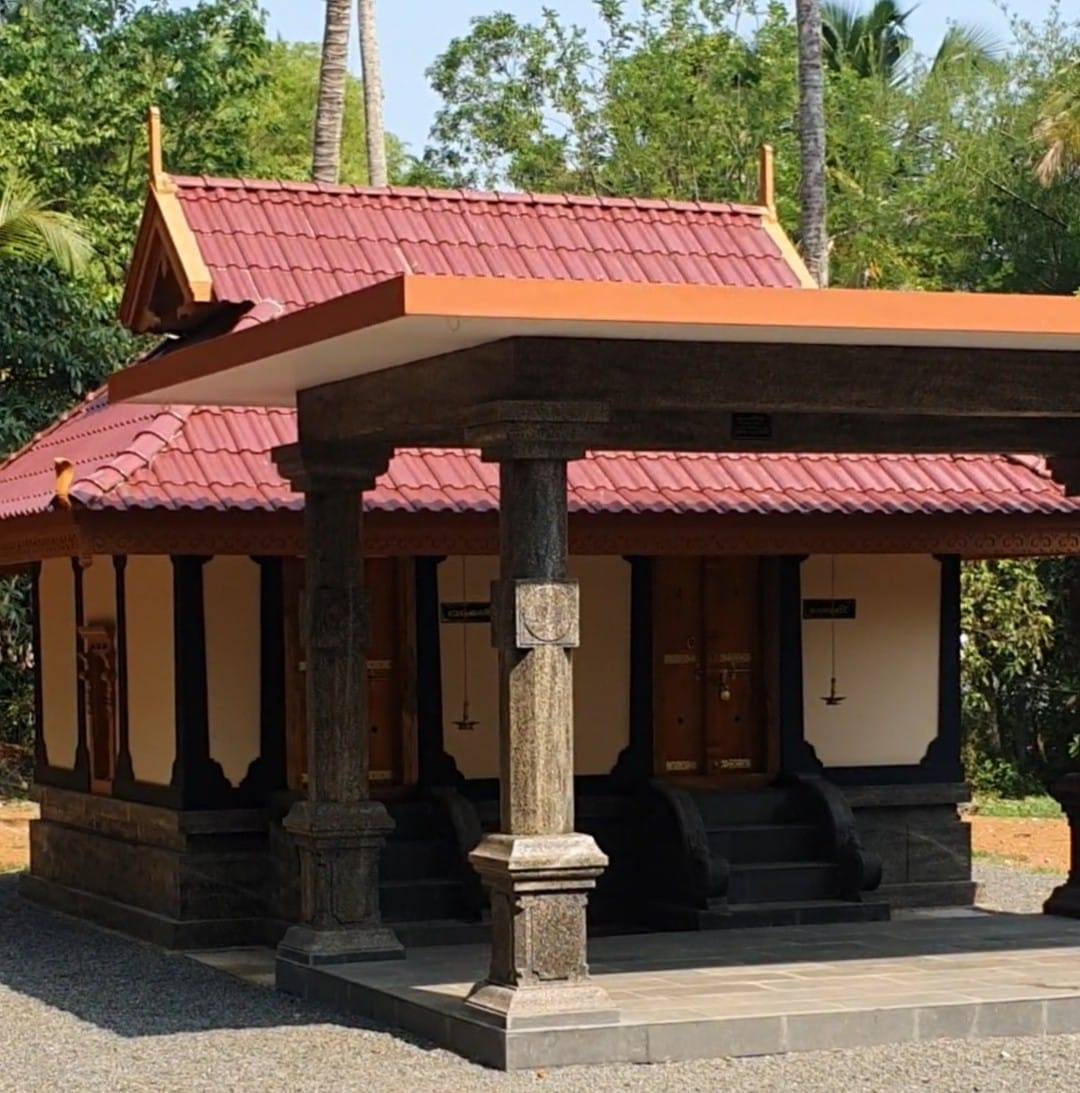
802, 598, 857, 620
440, 601, 491, 624
731, 412, 772, 439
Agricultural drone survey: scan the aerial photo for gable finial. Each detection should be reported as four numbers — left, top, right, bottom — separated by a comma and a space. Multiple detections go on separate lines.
758, 144, 776, 217
148, 105, 164, 188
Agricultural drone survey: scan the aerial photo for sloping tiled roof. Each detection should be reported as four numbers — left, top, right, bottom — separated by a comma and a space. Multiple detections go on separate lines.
166, 177, 804, 317
2, 391, 1077, 521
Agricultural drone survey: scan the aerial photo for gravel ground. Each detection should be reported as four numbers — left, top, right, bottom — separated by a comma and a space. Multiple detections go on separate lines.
973, 859, 1066, 913
0, 870, 1077, 1093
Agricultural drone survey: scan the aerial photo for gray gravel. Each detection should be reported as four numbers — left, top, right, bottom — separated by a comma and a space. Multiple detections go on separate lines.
974, 859, 1066, 913
0, 870, 1078, 1093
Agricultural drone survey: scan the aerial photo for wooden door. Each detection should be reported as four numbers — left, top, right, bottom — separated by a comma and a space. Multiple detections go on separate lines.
653, 556, 767, 781
283, 557, 414, 793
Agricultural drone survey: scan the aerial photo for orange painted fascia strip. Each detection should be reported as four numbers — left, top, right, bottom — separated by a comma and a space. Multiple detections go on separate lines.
152, 182, 213, 305
110, 273, 1080, 404
109, 274, 409, 403
399, 275, 1080, 336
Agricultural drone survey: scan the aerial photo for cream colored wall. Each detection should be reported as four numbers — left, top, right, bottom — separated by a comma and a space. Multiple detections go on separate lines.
802, 554, 940, 768
83, 555, 116, 627
439, 556, 631, 779
204, 556, 262, 786
38, 558, 78, 769
125, 555, 176, 785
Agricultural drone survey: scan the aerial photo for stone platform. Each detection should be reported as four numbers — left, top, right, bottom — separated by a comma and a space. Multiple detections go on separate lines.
202, 912, 1080, 1070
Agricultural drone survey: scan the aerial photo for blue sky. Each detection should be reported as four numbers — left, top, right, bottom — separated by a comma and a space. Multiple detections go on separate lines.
256, 1, 1061, 156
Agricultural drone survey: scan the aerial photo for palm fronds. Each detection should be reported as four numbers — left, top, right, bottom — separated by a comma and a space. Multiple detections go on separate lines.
0, 172, 91, 275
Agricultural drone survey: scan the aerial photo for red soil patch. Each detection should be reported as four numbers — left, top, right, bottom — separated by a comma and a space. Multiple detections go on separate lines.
965, 814, 1070, 874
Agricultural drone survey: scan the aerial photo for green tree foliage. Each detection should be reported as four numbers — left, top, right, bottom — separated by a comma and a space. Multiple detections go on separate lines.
0, 172, 91, 274
0, 0, 269, 278
246, 39, 405, 185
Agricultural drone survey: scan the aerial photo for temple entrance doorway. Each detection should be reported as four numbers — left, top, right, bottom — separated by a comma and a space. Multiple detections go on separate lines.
652, 556, 778, 786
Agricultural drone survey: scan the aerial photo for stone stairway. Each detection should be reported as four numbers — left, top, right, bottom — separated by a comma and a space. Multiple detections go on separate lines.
379, 798, 488, 948
638, 780, 889, 930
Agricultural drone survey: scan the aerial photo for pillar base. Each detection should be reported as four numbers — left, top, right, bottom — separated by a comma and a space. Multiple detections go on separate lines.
277, 799, 404, 966
465, 832, 617, 1029
1045, 882, 1080, 919
1045, 773, 1080, 921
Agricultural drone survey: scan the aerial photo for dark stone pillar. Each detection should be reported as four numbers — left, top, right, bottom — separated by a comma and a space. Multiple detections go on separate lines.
611, 556, 653, 790
415, 556, 464, 787
170, 555, 232, 809
112, 556, 134, 784
272, 443, 403, 969
1046, 774, 1080, 918
239, 557, 288, 803
463, 403, 615, 1029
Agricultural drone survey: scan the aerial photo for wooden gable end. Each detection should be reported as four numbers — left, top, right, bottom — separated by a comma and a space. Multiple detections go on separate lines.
118, 182, 215, 335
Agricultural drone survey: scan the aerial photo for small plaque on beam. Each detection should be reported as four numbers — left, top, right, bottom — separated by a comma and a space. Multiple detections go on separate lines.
731, 412, 772, 440
441, 601, 491, 624
803, 598, 857, 620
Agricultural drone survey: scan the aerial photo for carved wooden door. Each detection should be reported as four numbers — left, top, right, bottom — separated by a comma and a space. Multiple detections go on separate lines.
653, 556, 765, 780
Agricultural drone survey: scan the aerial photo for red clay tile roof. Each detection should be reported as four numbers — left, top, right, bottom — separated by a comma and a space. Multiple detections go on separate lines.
167, 177, 803, 317
2, 391, 1077, 521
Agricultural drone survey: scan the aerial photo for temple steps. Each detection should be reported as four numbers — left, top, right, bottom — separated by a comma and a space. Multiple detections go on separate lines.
707, 822, 823, 863
727, 860, 840, 903
713, 899, 891, 928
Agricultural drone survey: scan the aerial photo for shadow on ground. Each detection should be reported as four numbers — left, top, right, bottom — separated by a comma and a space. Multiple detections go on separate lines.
0, 875, 415, 1039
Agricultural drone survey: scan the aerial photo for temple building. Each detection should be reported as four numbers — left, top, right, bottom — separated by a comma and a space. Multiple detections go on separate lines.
1, 126, 1078, 1065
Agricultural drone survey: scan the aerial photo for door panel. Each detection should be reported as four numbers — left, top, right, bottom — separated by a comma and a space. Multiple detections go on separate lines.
703, 556, 763, 775
654, 556, 767, 782
366, 556, 402, 786
653, 557, 705, 775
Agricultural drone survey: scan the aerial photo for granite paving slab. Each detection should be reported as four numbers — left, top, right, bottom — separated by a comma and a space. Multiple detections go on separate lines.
271, 912, 1080, 1069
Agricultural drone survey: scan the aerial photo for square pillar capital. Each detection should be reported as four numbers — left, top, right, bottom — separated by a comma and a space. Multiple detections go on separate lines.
272, 440, 392, 494
465, 400, 609, 461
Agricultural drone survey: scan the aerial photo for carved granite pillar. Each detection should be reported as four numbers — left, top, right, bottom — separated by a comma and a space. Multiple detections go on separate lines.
272, 442, 403, 968
464, 402, 616, 1029
1046, 774, 1080, 918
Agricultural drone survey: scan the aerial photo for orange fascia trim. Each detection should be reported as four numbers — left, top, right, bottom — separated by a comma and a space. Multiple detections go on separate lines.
118, 179, 213, 332
110, 273, 1080, 404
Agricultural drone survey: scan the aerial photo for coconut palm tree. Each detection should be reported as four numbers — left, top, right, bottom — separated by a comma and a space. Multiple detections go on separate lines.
796, 0, 830, 287
0, 172, 90, 274
357, 0, 388, 187
312, 0, 352, 183
1034, 60, 1079, 187
822, 2, 999, 85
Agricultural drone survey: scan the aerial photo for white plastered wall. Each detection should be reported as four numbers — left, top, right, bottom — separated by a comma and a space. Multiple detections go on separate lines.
802, 554, 940, 768
439, 555, 631, 779
125, 555, 176, 784
38, 558, 78, 769
204, 555, 262, 786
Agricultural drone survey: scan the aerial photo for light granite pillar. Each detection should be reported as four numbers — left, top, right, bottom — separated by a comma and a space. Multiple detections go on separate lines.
1046, 774, 1080, 918
272, 442, 403, 970
464, 402, 616, 1029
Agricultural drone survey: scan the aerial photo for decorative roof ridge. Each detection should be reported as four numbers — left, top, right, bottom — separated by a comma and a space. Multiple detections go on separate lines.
70, 404, 195, 506
166, 173, 767, 217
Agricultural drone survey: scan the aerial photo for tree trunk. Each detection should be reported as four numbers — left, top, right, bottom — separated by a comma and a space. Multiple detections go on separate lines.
312, 0, 351, 184
795, 0, 829, 287
357, 0, 388, 187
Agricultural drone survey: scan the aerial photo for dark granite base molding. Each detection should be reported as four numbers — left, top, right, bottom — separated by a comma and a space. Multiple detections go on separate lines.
19, 874, 287, 950
27, 785, 279, 948
845, 783, 974, 909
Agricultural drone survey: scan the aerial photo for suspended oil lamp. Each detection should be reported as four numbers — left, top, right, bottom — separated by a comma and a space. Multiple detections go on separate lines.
821, 554, 847, 706
453, 556, 478, 731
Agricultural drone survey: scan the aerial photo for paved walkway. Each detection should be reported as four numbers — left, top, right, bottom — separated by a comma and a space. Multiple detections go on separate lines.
199, 910, 1080, 1069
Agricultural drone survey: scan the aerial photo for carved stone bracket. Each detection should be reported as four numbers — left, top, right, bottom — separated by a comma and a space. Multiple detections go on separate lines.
788, 773, 883, 898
